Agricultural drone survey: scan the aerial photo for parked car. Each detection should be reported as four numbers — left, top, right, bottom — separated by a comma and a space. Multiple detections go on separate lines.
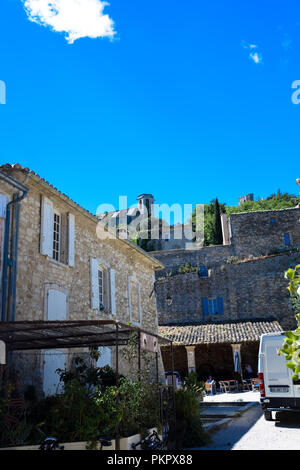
258, 332, 300, 421
165, 371, 182, 388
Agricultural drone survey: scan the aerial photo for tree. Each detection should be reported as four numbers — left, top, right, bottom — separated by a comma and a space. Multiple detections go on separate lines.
226, 190, 300, 216
213, 198, 223, 246
191, 199, 226, 246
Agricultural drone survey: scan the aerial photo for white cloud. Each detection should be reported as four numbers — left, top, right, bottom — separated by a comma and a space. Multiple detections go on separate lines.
23, 0, 116, 44
241, 41, 263, 64
249, 50, 263, 64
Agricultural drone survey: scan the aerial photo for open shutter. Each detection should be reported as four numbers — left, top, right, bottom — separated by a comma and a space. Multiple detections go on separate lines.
217, 297, 224, 315
110, 268, 116, 315
90, 257, 99, 309
202, 297, 209, 316
68, 213, 75, 267
40, 195, 54, 257
0, 194, 7, 218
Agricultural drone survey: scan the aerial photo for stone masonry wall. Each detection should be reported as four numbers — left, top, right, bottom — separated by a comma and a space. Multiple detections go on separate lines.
155, 252, 299, 331
229, 207, 300, 257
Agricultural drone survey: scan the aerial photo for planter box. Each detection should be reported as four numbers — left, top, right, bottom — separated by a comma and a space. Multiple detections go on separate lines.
0, 434, 142, 451
0, 429, 159, 451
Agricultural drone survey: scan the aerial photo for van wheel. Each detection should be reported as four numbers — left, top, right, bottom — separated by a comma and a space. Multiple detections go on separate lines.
264, 410, 272, 421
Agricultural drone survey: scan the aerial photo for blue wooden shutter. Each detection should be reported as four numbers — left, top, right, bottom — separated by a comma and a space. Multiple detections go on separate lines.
284, 233, 290, 245
199, 266, 208, 277
217, 297, 224, 314
202, 298, 209, 316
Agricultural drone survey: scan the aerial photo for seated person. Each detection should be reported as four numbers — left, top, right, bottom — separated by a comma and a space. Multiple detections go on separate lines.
205, 376, 216, 395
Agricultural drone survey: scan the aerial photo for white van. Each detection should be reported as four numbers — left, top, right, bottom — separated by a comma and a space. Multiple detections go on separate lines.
258, 332, 300, 421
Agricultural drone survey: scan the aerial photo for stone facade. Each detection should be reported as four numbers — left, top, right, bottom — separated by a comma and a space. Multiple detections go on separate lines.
152, 206, 300, 330
0, 164, 164, 397
154, 252, 299, 331
228, 208, 300, 257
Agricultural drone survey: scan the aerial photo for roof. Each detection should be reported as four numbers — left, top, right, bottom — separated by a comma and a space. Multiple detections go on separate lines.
0, 163, 164, 270
0, 320, 171, 351
158, 319, 283, 346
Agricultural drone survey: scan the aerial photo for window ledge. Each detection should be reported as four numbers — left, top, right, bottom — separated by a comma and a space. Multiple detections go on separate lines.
47, 256, 72, 269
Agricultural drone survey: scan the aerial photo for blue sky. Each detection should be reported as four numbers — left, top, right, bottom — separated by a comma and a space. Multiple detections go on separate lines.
0, 0, 300, 222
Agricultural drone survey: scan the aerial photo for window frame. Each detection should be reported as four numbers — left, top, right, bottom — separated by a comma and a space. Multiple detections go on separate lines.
52, 211, 61, 262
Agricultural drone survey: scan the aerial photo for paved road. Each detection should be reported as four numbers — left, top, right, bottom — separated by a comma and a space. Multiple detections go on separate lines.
197, 401, 300, 450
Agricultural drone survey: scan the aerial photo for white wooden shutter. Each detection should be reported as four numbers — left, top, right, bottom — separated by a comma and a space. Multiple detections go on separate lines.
40, 195, 54, 257
90, 257, 99, 309
44, 290, 67, 395
0, 194, 7, 219
43, 350, 66, 396
68, 213, 75, 267
110, 268, 116, 315
47, 289, 67, 321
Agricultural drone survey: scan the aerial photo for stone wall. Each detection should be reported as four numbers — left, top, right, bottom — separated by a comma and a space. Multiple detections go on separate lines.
155, 252, 299, 331
229, 207, 300, 257
151, 245, 233, 277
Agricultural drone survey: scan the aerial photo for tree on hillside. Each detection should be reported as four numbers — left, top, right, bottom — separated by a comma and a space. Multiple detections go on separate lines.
226, 190, 300, 216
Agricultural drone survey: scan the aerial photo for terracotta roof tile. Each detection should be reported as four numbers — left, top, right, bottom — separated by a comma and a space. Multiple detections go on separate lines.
158, 319, 283, 345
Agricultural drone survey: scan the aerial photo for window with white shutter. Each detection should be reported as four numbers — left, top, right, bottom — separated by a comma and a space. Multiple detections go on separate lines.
40, 195, 75, 266
90, 258, 115, 314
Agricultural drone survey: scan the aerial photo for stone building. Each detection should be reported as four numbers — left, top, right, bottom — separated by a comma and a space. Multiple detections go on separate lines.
152, 206, 300, 382
0, 164, 164, 397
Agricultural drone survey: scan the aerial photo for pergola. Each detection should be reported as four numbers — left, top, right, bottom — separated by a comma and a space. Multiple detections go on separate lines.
0, 319, 176, 450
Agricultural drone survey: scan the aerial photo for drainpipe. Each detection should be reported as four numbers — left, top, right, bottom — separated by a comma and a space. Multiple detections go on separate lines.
0, 170, 29, 322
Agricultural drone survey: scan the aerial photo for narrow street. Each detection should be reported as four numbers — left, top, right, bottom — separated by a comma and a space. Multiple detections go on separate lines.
196, 392, 300, 450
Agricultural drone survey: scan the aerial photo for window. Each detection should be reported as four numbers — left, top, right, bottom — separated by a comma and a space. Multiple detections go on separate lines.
90, 258, 116, 315
202, 297, 223, 316
40, 195, 75, 266
284, 233, 291, 245
53, 212, 61, 261
98, 267, 105, 309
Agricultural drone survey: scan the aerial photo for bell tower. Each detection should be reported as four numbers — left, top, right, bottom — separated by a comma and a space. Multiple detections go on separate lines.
137, 194, 154, 218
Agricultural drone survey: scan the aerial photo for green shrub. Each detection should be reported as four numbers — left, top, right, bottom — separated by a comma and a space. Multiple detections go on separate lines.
174, 386, 210, 448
